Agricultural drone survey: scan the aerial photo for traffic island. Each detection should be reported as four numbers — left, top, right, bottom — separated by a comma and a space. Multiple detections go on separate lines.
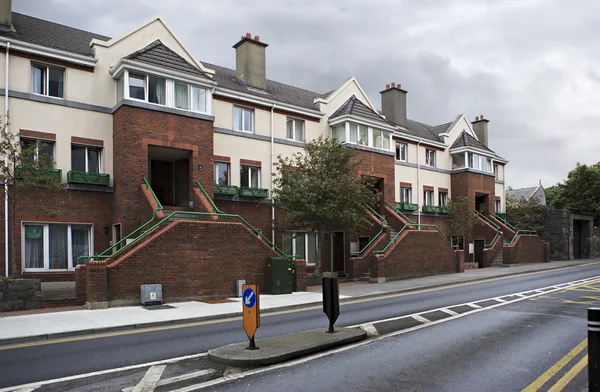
207, 327, 367, 367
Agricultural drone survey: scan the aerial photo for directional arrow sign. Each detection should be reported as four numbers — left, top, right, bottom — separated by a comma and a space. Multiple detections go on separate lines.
242, 284, 260, 343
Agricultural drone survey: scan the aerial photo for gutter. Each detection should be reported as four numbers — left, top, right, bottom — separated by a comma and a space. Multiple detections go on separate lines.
4, 41, 8, 277
0, 37, 96, 68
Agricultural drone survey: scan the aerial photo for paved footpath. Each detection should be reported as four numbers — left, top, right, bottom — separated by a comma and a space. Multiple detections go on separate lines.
0, 259, 597, 345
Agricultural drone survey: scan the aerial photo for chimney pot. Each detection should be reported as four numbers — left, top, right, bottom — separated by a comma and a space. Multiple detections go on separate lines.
475, 116, 479, 121
480, 114, 484, 119
391, 82, 396, 87
245, 32, 252, 38
254, 35, 260, 41
386, 84, 390, 89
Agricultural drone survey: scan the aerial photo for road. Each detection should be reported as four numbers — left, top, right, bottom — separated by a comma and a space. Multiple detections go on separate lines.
0, 263, 599, 391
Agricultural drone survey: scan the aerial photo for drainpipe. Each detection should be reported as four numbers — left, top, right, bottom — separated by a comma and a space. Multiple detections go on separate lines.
4, 41, 9, 277
270, 103, 275, 248
417, 139, 421, 230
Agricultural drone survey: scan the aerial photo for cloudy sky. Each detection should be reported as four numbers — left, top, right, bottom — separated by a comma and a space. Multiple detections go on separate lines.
14, 0, 600, 188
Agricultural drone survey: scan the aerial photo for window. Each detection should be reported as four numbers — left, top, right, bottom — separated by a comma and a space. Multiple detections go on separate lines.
128, 73, 146, 100
240, 165, 260, 188
396, 142, 407, 161
494, 165, 499, 180
451, 235, 464, 250
214, 162, 230, 185
439, 192, 448, 206
349, 123, 358, 143
373, 128, 382, 148
495, 199, 502, 213
283, 232, 318, 265
401, 187, 411, 203
23, 223, 92, 271
32, 64, 64, 98
382, 131, 391, 150
234, 106, 254, 132
424, 189, 434, 206
148, 75, 166, 105
425, 149, 436, 167
192, 86, 207, 112
20, 138, 54, 167
174, 82, 189, 109
71, 145, 101, 173
287, 118, 305, 142
332, 124, 346, 142
469, 153, 493, 172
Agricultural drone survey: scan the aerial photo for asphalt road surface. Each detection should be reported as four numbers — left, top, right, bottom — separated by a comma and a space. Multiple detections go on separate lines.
1, 263, 599, 391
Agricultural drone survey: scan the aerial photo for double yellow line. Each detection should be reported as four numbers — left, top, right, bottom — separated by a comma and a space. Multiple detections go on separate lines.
522, 338, 588, 391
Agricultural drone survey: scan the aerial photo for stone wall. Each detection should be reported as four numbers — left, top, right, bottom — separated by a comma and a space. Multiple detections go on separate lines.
0, 278, 41, 312
593, 228, 600, 258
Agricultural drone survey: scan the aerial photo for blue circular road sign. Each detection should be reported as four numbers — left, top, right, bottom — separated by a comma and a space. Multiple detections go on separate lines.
243, 287, 256, 309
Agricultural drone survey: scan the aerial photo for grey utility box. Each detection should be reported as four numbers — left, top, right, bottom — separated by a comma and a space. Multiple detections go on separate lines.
236, 279, 246, 297
140, 284, 163, 306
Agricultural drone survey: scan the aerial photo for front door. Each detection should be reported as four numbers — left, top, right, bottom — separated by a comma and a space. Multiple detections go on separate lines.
573, 220, 582, 259
474, 239, 485, 268
331, 232, 345, 274
150, 160, 174, 206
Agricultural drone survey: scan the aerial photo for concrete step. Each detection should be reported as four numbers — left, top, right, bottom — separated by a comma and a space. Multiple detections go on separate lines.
492, 248, 504, 267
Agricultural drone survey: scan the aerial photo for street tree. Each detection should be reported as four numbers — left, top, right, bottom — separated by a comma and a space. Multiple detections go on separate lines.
447, 195, 483, 247
506, 193, 546, 233
557, 162, 600, 223
272, 136, 378, 273
0, 119, 64, 276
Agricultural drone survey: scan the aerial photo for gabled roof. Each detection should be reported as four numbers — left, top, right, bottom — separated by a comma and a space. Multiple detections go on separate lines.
330, 95, 391, 126
124, 39, 210, 79
403, 119, 444, 143
450, 131, 495, 153
0, 12, 110, 57
429, 122, 453, 135
203, 62, 322, 110
507, 185, 546, 205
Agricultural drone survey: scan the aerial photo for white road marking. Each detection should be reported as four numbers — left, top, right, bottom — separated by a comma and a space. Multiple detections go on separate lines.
493, 298, 508, 303
466, 303, 482, 308
132, 365, 165, 392
440, 308, 459, 315
13, 388, 38, 392
411, 315, 431, 324
123, 369, 216, 392
361, 324, 379, 337
0, 353, 208, 392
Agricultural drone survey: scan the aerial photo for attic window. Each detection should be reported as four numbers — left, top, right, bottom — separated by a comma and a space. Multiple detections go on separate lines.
129, 74, 145, 100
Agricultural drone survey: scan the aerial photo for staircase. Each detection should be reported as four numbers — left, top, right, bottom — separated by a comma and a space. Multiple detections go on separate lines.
389, 228, 398, 240
492, 248, 504, 267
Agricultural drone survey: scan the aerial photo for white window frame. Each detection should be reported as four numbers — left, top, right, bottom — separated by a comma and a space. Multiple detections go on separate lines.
424, 189, 435, 206
284, 231, 318, 266
234, 106, 254, 133
343, 122, 393, 151
240, 165, 261, 188
71, 144, 103, 173
494, 164, 499, 180
401, 187, 411, 203
214, 161, 230, 185
396, 142, 408, 161
439, 191, 448, 206
22, 223, 93, 272
495, 199, 502, 213
287, 117, 305, 142
31, 62, 65, 99
20, 137, 55, 163
174, 81, 190, 110
425, 149, 436, 167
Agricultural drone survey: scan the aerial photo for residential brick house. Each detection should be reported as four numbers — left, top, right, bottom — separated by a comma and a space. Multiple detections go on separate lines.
0, 2, 548, 307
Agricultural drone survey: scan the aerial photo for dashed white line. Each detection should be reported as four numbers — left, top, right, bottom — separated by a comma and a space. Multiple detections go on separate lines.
411, 315, 431, 324
132, 365, 166, 392
440, 308, 459, 316
361, 324, 380, 337
123, 369, 216, 392
466, 303, 482, 309
494, 298, 508, 303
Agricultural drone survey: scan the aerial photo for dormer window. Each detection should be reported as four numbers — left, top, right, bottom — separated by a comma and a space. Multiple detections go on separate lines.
332, 121, 392, 152
129, 74, 145, 100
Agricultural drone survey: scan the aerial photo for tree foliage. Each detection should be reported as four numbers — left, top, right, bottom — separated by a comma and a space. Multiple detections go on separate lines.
557, 163, 600, 222
447, 195, 482, 237
273, 136, 377, 237
544, 184, 564, 209
0, 119, 64, 276
506, 194, 546, 233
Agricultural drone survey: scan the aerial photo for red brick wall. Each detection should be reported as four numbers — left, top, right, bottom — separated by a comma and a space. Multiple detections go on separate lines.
503, 235, 546, 264
369, 230, 457, 281
488, 214, 516, 238
214, 200, 273, 241
451, 171, 496, 211
419, 215, 450, 235
482, 233, 503, 267
355, 149, 395, 211
112, 104, 214, 236
105, 220, 279, 303
2, 187, 112, 278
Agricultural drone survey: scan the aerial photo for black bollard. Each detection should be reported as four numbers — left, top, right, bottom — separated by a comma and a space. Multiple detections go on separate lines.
322, 277, 340, 333
589, 307, 600, 392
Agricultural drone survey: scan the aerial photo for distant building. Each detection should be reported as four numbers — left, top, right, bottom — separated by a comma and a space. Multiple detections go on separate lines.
507, 183, 546, 206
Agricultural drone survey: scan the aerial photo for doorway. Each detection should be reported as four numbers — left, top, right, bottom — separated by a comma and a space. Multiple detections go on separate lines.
112, 224, 122, 250
573, 220, 583, 259
474, 239, 485, 268
331, 232, 345, 274
148, 146, 191, 207
475, 194, 488, 213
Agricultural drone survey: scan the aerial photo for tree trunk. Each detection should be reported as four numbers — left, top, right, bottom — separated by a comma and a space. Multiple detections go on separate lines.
10, 201, 16, 277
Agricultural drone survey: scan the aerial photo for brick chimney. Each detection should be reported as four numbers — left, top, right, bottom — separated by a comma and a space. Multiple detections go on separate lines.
472, 114, 489, 146
233, 33, 268, 91
0, 0, 13, 32
380, 82, 408, 127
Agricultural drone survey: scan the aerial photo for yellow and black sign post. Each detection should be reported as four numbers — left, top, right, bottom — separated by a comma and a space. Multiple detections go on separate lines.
242, 283, 260, 350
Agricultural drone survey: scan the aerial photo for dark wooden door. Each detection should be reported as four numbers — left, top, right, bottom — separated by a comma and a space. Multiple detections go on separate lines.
151, 160, 174, 206
474, 239, 485, 268
332, 232, 345, 273
573, 220, 582, 259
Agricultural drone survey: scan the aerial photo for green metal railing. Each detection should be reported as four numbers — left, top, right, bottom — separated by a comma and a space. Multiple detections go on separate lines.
474, 209, 500, 230
491, 211, 518, 232
506, 230, 539, 246
373, 223, 456, 254
79, 179, 295, 263
15, 165, 62, 181
422, 205, 442, 214
386, 201, 415, 224
214, 184, 239, 196
239, 187, 269, 198
351, 204, 387, 257
67, 170, 110, 186
395, 202, 418, 211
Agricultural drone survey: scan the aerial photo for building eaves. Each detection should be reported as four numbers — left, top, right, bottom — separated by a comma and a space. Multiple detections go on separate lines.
330, 95, 394, 127
450, 131, 495, 153
0, 12, 110, 57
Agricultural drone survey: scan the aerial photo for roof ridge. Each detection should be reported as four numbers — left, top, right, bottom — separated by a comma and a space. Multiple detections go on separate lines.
12, 12, 111, 40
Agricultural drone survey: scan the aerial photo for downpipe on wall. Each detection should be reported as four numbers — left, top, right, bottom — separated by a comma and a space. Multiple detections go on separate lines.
4, 40, 9, 277
271, 103, 275, 247
417, 139, 421, 230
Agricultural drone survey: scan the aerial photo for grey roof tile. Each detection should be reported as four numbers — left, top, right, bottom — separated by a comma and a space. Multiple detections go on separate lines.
125, 39, 210, 79
0, 12, 110, 57
202, 62, 322, 110
403, 119, 443, 142
330, 95, 392, 126
429, 122, 453, 135
450, 131, 495, 153
506, 186, 546, 205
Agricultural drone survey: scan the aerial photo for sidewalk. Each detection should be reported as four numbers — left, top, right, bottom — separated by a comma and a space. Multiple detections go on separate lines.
0, 259, 597, 345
